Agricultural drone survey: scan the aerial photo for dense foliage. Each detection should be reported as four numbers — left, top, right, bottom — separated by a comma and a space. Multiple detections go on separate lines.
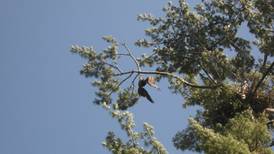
71, 0, 274, 153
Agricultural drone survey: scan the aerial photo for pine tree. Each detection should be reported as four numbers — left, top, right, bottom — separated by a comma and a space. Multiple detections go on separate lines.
71, 0, 274, 153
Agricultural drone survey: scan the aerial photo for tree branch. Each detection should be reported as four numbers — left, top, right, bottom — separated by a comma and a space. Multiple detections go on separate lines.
121, 43, 141, 72
103, 61, 123, 73
265, 108, 274, 113
252, 61, 274, 95
108, 72, 134, 96
117, 53, 130, 56
114, 70, 222, 89
261, 54, 268, 71
130, 74, 140, 92
198, 62, 217, 84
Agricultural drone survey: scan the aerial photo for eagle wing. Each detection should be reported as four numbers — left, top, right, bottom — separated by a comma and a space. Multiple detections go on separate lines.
138, 87, 154, 103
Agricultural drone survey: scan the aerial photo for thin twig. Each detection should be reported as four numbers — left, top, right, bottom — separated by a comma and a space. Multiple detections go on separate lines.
198, 62, 217, 84
103, 62, 123, 73
131, 74, 139, 86
108, 72, 134, 96
121, 43, 141, 72
128, 74, 140, 94
139, 52, 157, 64
117, 53, 130, 56
114, 70, 222, 89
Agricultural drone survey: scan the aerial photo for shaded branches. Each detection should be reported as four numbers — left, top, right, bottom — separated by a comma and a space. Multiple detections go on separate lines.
252, 61, 274, 96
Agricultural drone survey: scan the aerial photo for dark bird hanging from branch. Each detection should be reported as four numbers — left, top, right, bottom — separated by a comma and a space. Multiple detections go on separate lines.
138, 76, 158, 103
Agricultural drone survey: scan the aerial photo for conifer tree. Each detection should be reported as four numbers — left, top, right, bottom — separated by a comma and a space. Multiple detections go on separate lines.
71, 0, 274, 153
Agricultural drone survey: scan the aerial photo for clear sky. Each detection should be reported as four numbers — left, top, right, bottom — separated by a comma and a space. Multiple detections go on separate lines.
0, 0, 202, 154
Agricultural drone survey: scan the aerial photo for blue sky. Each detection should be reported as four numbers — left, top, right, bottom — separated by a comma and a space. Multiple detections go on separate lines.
0, 0, 205, 154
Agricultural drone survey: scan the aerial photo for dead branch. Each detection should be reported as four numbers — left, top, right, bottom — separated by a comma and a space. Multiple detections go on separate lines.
265, 108, 274, 113
108, 72, 134, 97
121, 43, 141, 72
103, 61, 123, 73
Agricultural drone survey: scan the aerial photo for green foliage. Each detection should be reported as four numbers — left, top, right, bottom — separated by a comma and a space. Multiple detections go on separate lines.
116, 88, 139, 110
101, 103, 168, 154
174, 111, 273, 154
71, 0, 274, 153
189, 118, 251, 154
224, 111, 272, 153
103, 131, 149, 154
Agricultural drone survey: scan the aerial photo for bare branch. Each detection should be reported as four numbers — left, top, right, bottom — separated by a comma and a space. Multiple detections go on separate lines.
117, 53, 130, 56
130, 74, 140, 91
108, 72, 134, 96
260, 54, 268, 72
114, 70, 222, 89
117, 72, 134, 88
103, 61, 123, 73
139, 52, 157, 64
121, 43, 141, 72
198, 62, 217, 84
265, 108, 274, 113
